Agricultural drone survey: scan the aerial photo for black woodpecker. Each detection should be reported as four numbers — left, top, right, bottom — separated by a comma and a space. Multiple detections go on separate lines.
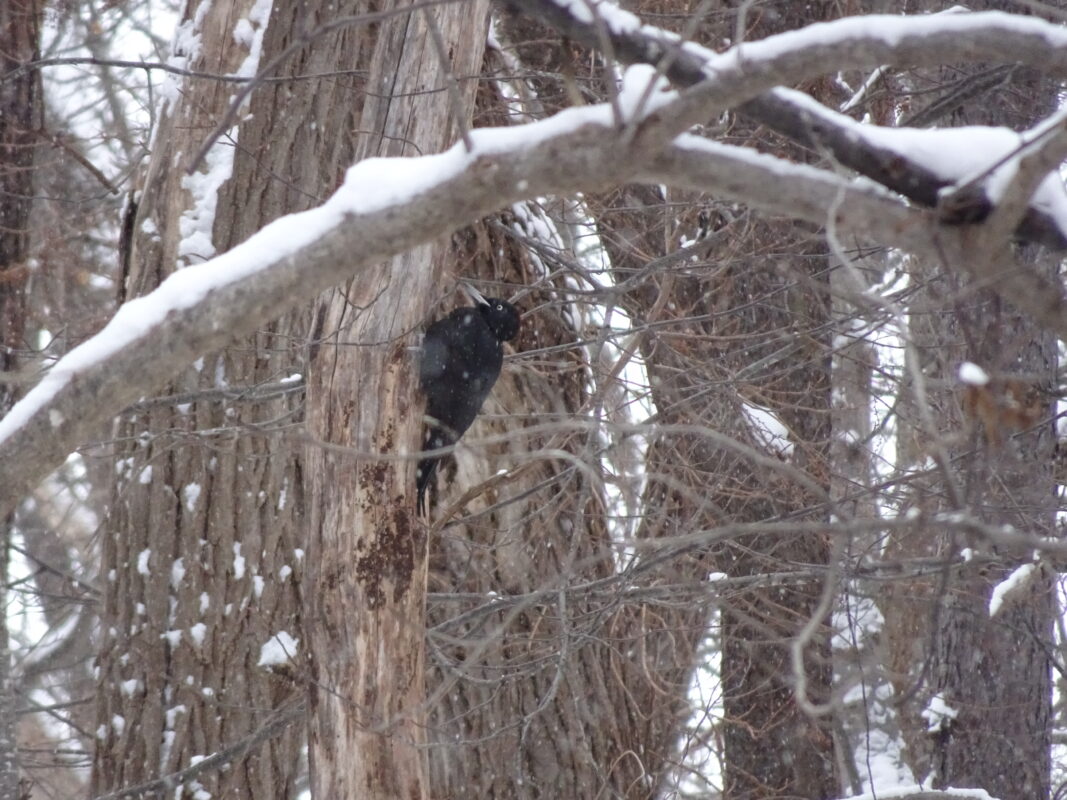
416, 284, 521, 513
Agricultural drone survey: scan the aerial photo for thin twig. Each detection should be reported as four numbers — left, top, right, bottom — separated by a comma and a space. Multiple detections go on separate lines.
37, 129, 121, 195
1, 55, 366, 86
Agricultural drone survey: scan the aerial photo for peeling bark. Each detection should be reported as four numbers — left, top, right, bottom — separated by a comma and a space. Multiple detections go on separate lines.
304, 1, 490, 796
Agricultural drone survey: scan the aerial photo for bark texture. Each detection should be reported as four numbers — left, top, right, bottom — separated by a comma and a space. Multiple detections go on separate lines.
412, 22, 721, 798
0, 3, 38, 798
632, 213, 836, 800
303, 1, 490, 797
423, 214, 637, 796
90, 0, 372, 794
419, 5, 839, 796
0, 0, 36, 410
586, 3, 843, 796
877, 6, 1058, 794
890, 251, 1057, 800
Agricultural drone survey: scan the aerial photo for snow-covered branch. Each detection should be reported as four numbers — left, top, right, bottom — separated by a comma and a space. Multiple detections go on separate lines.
516, 0, 1067, 247
840, 789, 1000, 800
0, 97, 705, 517
746, 88, 1067, 249
645, 137, 1067, 339
514, 0, 1067, 85
3, 6, 1067, 518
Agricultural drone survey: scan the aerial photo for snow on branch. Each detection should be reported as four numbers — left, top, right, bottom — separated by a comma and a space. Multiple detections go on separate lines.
839, 786, 999, 800
515, 0, 1067, 247
748, 88, 1067, 249
644, 136, 1067, 342
515, 0, 1067, 96
0, 93, 746, 517
4, 7, 1067, 517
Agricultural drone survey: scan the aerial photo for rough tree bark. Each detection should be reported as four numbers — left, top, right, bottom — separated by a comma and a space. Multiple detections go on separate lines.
923, 48, 1057, 800
422, 208, 642, 795
878, 5, 1058, 794
419, 4, 838, 795
890, 248, 1057, 800
13, 1, 1061, 797
628, 213, 837, 800
90, 0, 374, 794
303, 1, 490, 797
0, 2, 38, 797
414, 20, 728, 797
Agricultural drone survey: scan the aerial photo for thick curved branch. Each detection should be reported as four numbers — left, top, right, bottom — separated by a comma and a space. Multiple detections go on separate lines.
742, 89, 1067, 250
645, 136, 1067, 342
4, 9, 1067, 519
513, 0, 1067, 247
0, 102, 699, 518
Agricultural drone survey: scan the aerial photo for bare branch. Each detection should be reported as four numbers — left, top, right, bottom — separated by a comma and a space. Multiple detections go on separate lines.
1, 55, 366, 85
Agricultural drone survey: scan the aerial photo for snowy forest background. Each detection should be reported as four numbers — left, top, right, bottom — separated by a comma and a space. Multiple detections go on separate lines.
3, 0, 1067, 798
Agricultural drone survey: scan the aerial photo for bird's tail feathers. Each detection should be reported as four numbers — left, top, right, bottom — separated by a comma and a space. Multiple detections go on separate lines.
416, 429, 454, 516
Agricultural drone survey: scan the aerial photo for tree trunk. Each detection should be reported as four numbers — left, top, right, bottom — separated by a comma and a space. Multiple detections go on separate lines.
587, 193, 838, 800
423, 6, 841, 796
587, 3, 845, 795
422, 211, 639, 796
415, 29, 719, 797
828, 251, 883, 796
0, 2, 39, 798
875, 7, 1058, 794
303, 1, 490, 796
893, 252, 1057, 800
90, 0, 373, 794
925, 53, 1057, 800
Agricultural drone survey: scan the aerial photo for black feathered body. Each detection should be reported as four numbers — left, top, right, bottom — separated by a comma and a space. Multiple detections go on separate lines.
417, 299, 519, 512
421, 307, 504, 443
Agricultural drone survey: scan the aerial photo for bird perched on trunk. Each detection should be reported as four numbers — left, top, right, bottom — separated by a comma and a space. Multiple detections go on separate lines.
417, 284, 521, 514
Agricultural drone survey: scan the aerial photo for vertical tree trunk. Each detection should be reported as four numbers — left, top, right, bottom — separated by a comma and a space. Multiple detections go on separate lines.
699, 226, 836, 800
592, 198, 838, 800
875, 6, 1058, 793
422, 6, 841, 796
586, 3, 844, 794
415, 29, 722, 797
303, 2, 489, 796
91, 0, 374, 794
923, 51, 1057, 799
895, 254, 1056, 800
422, 211, 638, 796
0, 2, 39, 798
828, 253, 881, 796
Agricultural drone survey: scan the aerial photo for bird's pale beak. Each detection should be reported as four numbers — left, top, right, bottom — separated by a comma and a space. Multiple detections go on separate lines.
459, 282, 489, 306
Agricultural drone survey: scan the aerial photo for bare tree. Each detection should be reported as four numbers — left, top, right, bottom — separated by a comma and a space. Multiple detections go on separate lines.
303, 0, 491, 796
3, 2, 1067, 798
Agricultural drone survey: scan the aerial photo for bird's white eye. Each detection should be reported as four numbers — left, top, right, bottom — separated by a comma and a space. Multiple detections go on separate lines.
496, 304, 503, 310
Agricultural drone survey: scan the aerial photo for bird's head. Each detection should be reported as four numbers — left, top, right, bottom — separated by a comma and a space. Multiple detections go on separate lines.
480, 298, 521, 342
461, 283, 521, 342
